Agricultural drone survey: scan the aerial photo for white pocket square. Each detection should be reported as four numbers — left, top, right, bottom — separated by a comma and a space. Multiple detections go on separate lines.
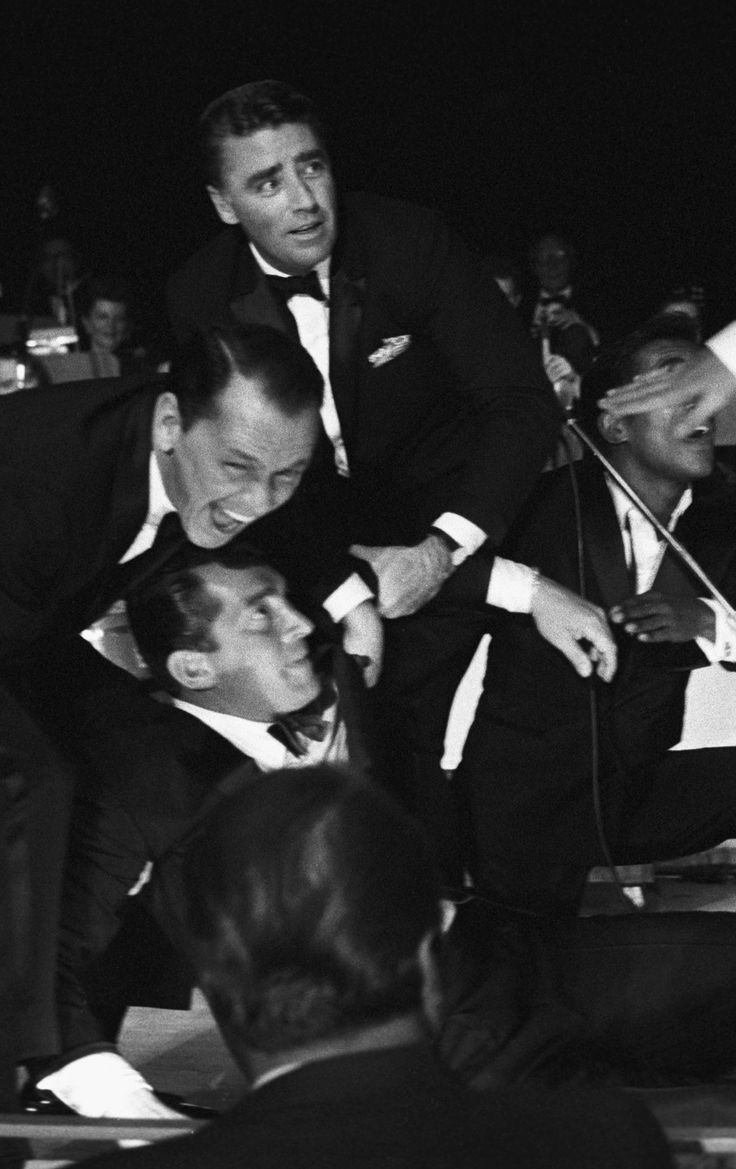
367, 334, 412, 368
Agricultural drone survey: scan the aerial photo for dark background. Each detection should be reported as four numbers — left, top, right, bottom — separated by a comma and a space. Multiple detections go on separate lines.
3, 0, 736, 338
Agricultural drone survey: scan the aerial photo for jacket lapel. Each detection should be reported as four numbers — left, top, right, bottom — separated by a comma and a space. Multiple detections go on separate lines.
579, 462, 632, 609
228, 240, 300, 340
328, 226, 366, 453
656, 473, 736, 597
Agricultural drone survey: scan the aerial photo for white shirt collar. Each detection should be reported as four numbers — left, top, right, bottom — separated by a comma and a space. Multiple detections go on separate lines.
606, 474, 692, 535
148, 451, 176, 527
171, 698, 290, 770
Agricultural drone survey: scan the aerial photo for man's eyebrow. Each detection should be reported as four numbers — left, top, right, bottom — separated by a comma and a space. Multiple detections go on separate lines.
243, 585, 276, 606
243, 577, 286, 607
294, 148, 328, 164
246, 162, 283, 188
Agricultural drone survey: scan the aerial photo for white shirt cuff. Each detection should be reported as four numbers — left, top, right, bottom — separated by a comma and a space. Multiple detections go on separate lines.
323, 574, 374, 624
486, 557, 539, 612
697, 599, 736, 663
706, 323, 736, 380
433, 513, 486, 566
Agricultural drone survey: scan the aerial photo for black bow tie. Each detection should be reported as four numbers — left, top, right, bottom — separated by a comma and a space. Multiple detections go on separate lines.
267, 270, 326, 303
268, 684, 335, 758
538, 289, 571, 306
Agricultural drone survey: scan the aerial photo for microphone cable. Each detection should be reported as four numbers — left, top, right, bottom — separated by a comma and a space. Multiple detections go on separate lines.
556, 422, 641, 913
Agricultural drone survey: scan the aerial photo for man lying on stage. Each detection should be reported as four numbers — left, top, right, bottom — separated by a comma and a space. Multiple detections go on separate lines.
23, 542, 378, 1119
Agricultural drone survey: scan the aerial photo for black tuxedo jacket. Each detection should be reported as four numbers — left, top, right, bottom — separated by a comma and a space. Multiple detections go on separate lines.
56, 645, 381, 1054
0, 376, 352, 674
0, 374, 358, 1060
78, 1041, 671, 1169
520, 286, 599, 376
168, 193, 560, 548
460, 458, 736, 857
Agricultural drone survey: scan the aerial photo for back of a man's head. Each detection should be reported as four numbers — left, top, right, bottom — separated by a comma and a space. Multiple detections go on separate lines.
168, 321, 323, 429
184, 766, 441, 1055
198, 80, 326, 189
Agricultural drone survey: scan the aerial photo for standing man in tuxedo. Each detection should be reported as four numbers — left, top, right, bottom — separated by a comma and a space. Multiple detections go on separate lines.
525, 232, 600, 378
0, 320, 379, 1100
456, 314, 736, 916
167, 79, 570, 877
28, 543, 378, 1118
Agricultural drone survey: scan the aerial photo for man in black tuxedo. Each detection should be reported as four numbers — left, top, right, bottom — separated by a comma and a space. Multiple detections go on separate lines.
0, 321, 383, 1097
79, 766, 672, 1169
456, 313, 736, 916
28, 543, 379, 1117
166, 79, 597, 876
525, 232, 600, 377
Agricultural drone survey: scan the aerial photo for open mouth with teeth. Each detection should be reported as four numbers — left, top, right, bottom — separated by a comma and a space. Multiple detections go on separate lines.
684, 424, 712, 440
212, 506, 252, 533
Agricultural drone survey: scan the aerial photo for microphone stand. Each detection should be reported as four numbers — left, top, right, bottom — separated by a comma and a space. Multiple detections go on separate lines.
566, 416, 736, 621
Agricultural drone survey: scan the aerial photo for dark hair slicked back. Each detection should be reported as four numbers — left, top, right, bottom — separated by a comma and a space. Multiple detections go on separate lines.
168, 322, 323, 429
198, 80, 327, 188
127, 542, 270, 692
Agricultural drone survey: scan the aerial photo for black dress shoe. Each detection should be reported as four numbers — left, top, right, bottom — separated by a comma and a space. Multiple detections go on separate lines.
20, 1082, 218, 1120
154, 1092, 218, 1120
19, 1084, 75, 1114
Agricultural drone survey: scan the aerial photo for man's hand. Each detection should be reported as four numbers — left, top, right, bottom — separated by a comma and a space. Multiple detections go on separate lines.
350, 535, 455, 619
531, 577, 617, 681
599, 346, 736, 435
543, 353, 580, 411
340, 599, 384, 687
610, 592, 714, 644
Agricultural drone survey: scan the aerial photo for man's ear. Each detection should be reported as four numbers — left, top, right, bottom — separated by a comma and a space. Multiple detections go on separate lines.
167, 650, 217, 692
597, 409, 629, 446
152, 391, 183, 456
207, 186, 239, 226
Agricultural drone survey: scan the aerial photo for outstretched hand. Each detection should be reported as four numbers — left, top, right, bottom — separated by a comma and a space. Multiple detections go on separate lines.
531, 576, 617, 681
599, 346, 735, 435
610, 591, 714, 644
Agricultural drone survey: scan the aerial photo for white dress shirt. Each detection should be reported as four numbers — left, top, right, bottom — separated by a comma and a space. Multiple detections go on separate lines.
605, 476, 735, 663
119, 453, 175, 563
483, 477, 736, 663
707, 322, 736, 379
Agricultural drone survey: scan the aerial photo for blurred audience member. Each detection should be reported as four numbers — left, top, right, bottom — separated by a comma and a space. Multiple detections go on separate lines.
40, 275, 155, 385
23, 234, 88, 328
484, 255, 523, 310
526, 232, 599, 380
0, 345, 51, 394
655, 283, 706, 344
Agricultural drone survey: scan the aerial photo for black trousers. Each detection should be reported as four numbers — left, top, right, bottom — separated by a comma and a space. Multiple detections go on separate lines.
457, 735, 736, 914
369, 552, 495, 881
0, 685, 74, 1066
441, 899, 736, 1094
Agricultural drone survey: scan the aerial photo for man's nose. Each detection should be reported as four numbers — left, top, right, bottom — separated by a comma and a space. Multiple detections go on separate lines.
274, 599, 314, 642
285, 171, 318, 211
228, 480, 277, 522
